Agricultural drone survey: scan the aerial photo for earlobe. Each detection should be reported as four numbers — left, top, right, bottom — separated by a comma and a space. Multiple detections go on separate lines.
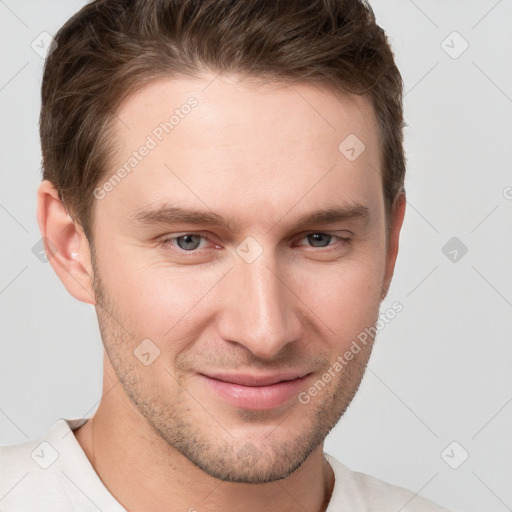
381, 189, 407, 301
36, 180, 96, 305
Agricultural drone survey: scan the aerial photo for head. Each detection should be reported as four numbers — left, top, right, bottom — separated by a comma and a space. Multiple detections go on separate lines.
37, 0, 406, 484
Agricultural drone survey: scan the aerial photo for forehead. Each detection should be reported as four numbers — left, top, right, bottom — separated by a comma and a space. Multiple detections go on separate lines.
100, 73, 383, 231
114, 73, 379, 147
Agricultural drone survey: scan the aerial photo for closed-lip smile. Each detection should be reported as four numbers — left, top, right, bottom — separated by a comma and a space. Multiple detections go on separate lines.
199, 371, 312, 410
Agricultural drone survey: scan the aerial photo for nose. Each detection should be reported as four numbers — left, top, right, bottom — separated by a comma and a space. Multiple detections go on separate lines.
216, 251, 302, 360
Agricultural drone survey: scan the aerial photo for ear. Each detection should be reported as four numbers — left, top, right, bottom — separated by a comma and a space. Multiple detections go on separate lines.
36, 180, 96, 305
381, 189, 406, 301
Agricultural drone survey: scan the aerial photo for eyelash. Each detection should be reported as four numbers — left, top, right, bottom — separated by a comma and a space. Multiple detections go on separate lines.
158, 232, 352, 255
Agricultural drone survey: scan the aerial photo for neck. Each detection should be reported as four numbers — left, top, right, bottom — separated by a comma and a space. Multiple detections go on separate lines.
74, 367, 335, 512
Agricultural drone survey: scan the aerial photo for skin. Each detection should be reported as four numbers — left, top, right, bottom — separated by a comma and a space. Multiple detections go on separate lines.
37, 72, 406, 512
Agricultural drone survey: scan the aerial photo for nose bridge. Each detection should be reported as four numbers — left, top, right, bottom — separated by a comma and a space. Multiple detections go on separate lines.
218, 248, 301, 359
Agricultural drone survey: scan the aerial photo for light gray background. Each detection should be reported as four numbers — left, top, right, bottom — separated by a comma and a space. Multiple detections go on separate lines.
1, 1, 511, 511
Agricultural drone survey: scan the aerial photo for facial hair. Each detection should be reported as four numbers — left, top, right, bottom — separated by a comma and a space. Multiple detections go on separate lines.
91, 256, 376, 483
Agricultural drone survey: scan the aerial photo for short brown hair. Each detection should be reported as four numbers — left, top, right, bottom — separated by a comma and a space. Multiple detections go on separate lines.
40, 0, 405, 243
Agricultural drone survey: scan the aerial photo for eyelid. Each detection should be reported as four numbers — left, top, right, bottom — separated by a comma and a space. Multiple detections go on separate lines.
294, 233, 352, 250
159, 232, 215, 249
294, 229, 353, 240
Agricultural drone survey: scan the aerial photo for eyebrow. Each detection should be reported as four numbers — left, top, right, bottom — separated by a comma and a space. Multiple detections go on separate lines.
132, 203, 370, 232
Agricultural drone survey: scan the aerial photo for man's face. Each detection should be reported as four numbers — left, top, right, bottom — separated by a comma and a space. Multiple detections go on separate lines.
90, 73, 391, 483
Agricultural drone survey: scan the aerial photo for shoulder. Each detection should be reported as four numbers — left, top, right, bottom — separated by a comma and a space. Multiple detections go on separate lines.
325, 453, 452, 512
0, 418, 89, 512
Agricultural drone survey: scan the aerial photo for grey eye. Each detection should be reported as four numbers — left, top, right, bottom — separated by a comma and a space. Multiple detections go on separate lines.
176, 234, 203, 251
306, 233, 332, 248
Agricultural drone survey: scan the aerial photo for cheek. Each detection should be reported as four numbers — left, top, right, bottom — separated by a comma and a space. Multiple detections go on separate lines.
96, 242, 222, 342
323, 270, 381, 320
295, 247, 386, 342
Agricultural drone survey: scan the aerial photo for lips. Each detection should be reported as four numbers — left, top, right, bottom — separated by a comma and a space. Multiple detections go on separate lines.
199, 371, 311, 410
203, 372, 309, 387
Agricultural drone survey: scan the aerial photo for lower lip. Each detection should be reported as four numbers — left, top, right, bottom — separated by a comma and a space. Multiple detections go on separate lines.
200, 374, 310, 410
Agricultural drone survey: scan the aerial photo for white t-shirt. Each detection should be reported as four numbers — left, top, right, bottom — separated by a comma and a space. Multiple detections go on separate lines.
0, 417, 450, 511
